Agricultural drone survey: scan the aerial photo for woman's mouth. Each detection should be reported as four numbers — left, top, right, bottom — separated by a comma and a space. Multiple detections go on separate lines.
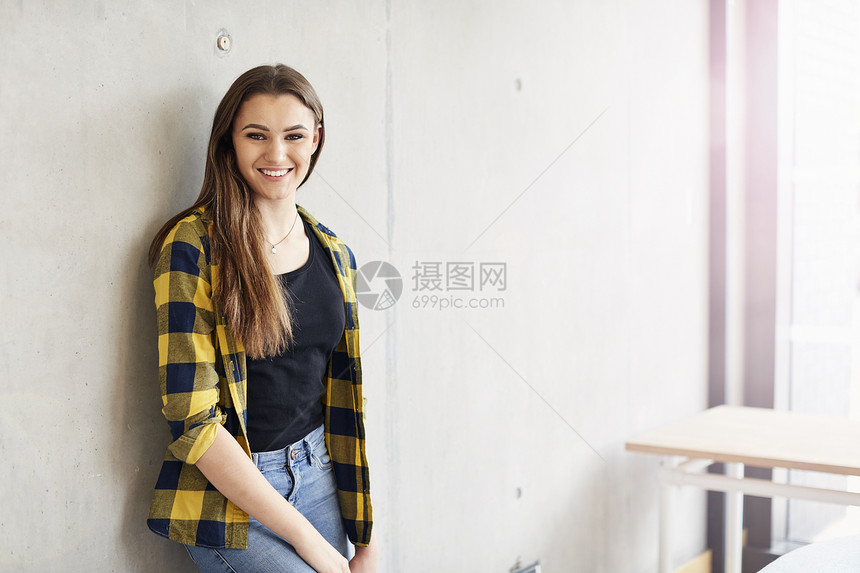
259, 168, 292, 177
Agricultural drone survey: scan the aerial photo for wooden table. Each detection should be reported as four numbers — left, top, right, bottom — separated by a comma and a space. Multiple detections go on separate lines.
626, 406, 860, 573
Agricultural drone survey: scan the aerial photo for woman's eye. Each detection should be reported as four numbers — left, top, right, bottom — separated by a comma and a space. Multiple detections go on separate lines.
247, 133, 265, 141
286, 134, 303, 141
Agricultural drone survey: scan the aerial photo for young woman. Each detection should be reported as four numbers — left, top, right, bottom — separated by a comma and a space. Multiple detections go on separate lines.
146, 64, 377, 573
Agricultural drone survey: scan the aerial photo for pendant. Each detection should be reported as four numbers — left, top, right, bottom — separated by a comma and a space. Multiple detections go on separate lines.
271, 246, 277, 254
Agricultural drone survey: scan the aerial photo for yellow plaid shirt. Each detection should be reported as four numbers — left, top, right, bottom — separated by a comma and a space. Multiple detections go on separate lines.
147, 206, 372, 549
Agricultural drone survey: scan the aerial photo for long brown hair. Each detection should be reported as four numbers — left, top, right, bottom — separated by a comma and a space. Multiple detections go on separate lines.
148, 64, 325, 358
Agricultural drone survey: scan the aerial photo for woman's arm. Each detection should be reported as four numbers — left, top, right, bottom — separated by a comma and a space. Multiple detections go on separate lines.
196, 424, 349, 573
349, 533, 379, 573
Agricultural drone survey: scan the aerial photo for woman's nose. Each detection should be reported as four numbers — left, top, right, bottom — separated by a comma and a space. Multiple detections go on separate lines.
264, 138, 287, 161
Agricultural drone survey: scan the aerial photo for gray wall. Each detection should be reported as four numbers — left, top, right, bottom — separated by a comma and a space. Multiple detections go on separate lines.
0, 1, 710, 571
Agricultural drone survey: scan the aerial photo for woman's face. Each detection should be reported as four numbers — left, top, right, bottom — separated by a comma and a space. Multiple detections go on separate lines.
231, 93, 321, 205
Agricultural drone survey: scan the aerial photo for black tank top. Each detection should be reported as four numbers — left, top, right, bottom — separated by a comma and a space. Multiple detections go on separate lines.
246, 218, 346, 452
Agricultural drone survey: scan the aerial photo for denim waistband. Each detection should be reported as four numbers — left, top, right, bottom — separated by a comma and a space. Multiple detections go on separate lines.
251, 424, 326, 471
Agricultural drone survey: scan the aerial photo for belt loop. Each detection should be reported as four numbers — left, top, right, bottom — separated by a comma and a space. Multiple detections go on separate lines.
304, 436, 313, 466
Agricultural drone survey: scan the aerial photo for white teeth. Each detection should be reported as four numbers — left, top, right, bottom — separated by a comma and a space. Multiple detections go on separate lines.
260, 168, 290, 177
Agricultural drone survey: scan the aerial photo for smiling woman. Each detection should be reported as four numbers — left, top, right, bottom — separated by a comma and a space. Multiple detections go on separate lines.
145, 65, 377, 573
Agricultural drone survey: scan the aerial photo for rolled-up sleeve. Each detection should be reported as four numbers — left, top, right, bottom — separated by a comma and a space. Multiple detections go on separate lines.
153, 220, 222, 464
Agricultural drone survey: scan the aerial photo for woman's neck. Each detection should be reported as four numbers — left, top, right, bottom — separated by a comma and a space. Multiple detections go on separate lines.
256, 197, 300, 243
255, 196, 309, 273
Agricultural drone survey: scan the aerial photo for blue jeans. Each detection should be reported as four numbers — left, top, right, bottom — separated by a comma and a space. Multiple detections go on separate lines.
185, 425, 348, 572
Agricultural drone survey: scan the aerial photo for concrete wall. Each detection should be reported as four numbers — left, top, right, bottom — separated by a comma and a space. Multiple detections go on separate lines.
0, 1, 709, 571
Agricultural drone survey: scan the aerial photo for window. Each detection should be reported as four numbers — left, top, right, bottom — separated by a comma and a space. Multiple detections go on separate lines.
775, 0, 860, 545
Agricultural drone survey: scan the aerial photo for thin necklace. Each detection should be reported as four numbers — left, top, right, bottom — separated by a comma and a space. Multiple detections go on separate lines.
268, 211, 300, 254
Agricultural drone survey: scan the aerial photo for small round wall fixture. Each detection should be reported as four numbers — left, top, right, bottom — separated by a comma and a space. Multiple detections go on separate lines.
216, 29, 232, 54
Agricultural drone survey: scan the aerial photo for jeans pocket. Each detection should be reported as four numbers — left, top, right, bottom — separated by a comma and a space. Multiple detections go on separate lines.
313, 449, 333, 471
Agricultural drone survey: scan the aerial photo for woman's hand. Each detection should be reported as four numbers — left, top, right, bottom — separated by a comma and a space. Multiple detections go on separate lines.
349, 535, 379, 573
293, 531, 350, 573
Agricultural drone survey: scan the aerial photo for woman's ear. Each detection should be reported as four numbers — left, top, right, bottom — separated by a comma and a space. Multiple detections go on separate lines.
311, 123, 322, 154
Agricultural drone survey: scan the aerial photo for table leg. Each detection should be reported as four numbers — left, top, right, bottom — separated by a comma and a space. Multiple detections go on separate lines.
725, 462, 744, 573
659, 457, 675, 573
